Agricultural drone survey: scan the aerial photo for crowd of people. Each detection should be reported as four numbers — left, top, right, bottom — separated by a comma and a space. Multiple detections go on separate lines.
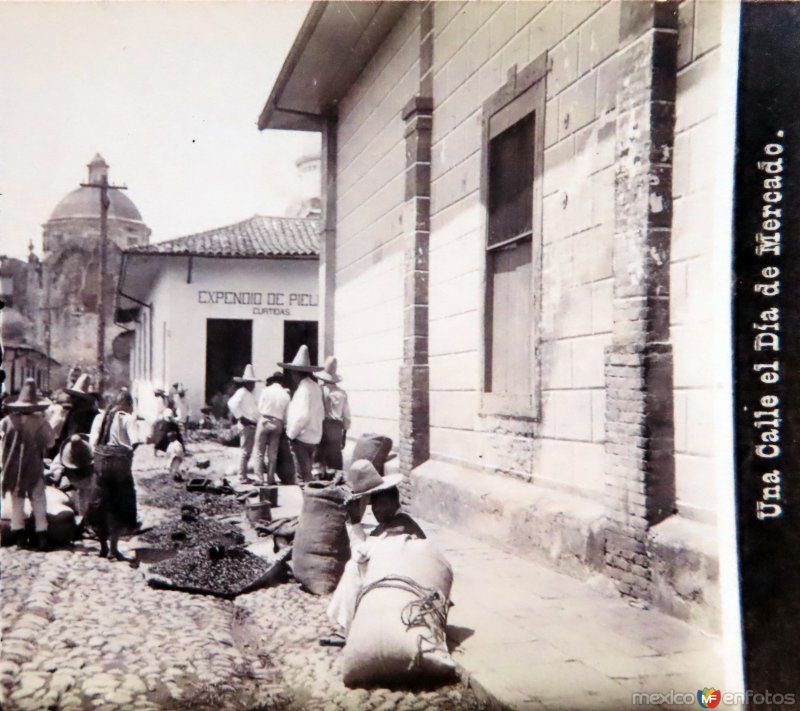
0, 374, 143, 558
0, 345, 433, 664
0, 345, 360, 553
227, 345, 351, 487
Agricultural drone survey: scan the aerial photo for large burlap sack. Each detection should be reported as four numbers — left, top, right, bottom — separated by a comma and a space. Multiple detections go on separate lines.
292, 483, 349, 594
352, 434, 394, 475
342, 537, 456, 688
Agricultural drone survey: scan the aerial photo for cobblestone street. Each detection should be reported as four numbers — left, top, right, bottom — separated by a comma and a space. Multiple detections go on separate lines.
0, 443, 488, 711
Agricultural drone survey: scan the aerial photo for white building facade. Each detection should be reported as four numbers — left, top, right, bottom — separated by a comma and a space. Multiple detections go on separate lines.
116, 215, 320, 421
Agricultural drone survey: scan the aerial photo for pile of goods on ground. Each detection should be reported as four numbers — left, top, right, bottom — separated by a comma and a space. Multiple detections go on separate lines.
137, 508, 245, 552
148, 546, 275, 598
139, 476, 241, 517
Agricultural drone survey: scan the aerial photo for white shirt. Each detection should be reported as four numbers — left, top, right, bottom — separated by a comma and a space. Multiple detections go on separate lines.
285, 377, 324, 444
227, 387, 259, 424
89, 410, 142, 450
258, 383, 291, 420
153, 395, 167, 422
322, 383, 351, 430
174, 393, 190, 422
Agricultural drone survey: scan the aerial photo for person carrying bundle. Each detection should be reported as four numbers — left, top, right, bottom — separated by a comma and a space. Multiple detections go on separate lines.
88, 389, 143, 561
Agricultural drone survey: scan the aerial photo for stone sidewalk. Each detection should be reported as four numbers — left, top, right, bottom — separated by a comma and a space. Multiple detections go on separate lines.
261, 479, 724, 711
424, 521, 724, 711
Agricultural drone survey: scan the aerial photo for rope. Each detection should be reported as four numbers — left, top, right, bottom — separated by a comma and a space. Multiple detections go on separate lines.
355, 575, 452, 672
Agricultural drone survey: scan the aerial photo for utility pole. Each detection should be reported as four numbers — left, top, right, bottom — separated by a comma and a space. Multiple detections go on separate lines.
80, 173, 126, 390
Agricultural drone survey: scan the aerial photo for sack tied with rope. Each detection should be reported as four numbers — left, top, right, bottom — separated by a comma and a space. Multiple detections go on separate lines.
342, 536, 456, 688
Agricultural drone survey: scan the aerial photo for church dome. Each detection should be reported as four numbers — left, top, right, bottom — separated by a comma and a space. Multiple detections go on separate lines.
47, 154, 144, 224
49, 186, 144, 223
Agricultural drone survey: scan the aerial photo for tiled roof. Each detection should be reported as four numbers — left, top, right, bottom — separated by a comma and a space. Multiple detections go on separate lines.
127, 215, 319, 258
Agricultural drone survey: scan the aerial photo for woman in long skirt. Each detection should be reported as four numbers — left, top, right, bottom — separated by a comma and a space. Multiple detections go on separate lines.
88, 390, 142, 560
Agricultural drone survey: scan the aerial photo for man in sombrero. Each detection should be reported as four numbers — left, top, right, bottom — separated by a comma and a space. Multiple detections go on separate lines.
227, 364, 261, 483
0, 379, 56, 549
323, 459, 425, 644
49, 373, 100, 459
279, 345, 324, 485
315, 356, 351, 480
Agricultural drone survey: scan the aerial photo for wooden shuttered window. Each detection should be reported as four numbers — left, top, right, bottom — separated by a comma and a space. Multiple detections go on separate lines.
481, 57, 545, 416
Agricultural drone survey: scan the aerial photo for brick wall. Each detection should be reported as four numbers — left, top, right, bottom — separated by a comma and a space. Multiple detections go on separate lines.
671, 0, 723, 523
427, 1, 619, 497
334, 6, 421, 445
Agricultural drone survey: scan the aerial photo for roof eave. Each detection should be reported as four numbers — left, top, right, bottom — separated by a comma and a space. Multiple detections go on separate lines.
121, 250, 319, 260
258, 2, 328, 132
258, 1, 407, 132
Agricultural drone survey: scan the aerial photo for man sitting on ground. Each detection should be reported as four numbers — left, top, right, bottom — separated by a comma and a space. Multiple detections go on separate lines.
322, 460, 425, 646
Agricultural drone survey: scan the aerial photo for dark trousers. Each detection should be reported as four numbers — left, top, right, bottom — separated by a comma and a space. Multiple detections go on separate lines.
289, 440, 316, 484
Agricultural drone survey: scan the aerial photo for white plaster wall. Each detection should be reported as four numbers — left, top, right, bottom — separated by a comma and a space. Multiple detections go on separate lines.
130, 257, 318, 421
333, 5, 421, 446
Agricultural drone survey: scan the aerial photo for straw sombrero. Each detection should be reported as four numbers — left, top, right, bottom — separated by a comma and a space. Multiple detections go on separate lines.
65, 374, 94, 399
346, 459, 403, 500
278, 345, 323, 373
5, 379, 50, 413
316, 356, 342, 384
233, 364, 259, 383
60, 434, 93, 470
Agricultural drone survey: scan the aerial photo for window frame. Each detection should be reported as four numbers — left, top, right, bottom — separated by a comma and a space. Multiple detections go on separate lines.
479, 54, 546, 420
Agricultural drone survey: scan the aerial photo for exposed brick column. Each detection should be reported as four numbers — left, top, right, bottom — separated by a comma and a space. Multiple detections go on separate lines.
603, 2, 679, 601
398, 2, 433, 480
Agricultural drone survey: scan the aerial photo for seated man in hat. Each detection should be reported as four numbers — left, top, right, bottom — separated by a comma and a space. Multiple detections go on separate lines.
323, 460, 425, 646
227, 365, 261, 483
0, 379, 56, 549
152, 408, 184, 454
51, 434, 95, 520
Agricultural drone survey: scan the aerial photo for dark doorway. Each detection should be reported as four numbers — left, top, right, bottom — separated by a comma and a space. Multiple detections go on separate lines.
205, 319, 252, 406
283, 321, 318, 365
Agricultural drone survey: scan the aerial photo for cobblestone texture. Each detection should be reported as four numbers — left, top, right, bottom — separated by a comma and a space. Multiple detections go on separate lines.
0, 442, 487, 711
